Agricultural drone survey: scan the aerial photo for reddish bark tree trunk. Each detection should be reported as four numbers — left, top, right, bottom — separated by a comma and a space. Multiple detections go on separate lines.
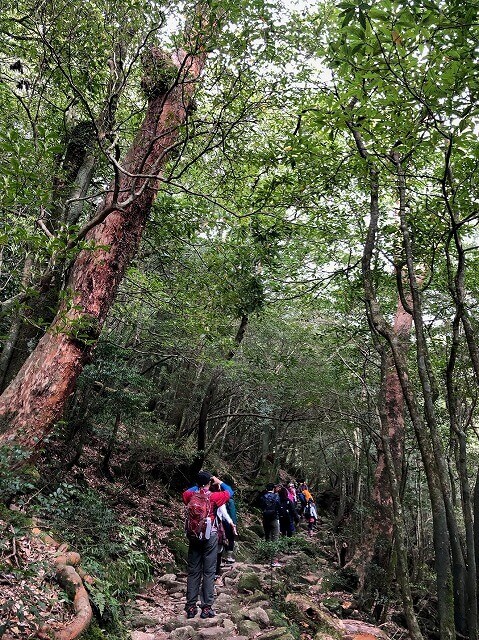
347, 286, 413, 587
372, 287, 413, 537
0, 46, 207, 450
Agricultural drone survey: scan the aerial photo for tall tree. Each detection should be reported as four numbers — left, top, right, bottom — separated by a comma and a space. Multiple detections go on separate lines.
0, 5, 213, 450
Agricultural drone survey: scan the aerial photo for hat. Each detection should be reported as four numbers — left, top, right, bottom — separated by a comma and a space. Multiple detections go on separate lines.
197, 470, 212, 487
266, 482, 275, 491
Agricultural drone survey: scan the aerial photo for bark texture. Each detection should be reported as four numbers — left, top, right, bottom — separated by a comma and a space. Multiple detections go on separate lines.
348, 287, 412, 587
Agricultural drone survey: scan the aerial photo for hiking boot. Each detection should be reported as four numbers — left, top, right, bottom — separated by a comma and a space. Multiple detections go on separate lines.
200, 606, 215, 619
186, 606, 197, 619
225, 552, 235, 563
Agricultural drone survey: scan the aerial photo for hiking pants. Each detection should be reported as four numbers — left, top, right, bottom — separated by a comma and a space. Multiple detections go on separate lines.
263, 517, 280, 541
279, 516, 293, 537
223, 521, 235, 552
185, 533, 218, 609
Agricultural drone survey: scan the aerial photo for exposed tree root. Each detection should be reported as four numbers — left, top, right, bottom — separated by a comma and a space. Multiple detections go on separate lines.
30, 525, 93, 640
52, 563, 93, 640
285, 593, 388, 640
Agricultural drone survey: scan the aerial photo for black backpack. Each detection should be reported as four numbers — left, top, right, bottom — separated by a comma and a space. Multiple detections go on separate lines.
261, 493, 278, 520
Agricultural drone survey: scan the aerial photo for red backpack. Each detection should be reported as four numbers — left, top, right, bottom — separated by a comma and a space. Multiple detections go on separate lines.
185, 490, 212, 540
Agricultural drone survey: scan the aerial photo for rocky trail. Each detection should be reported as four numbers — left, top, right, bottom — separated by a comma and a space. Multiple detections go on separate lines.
126, 531, 399, 640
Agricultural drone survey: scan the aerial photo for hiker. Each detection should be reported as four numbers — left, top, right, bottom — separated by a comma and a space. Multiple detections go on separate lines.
223, 496, 237, 564
278, 486, 299, 537
304, 497, 318, 537
300, 482, 313, 503
183, 471, 233, 620
215, 502, 237, 578
287, 482, 296, 504
260, 482, 281, 567
296, 483, 307, 516
260, 482, 280, 542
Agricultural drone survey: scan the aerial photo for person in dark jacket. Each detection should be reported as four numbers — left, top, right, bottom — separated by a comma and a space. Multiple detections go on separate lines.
260, 482, 280, 541
278, 486, 300, 537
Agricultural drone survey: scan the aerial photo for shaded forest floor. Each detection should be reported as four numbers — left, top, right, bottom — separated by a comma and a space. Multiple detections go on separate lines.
0, 441, 413, 640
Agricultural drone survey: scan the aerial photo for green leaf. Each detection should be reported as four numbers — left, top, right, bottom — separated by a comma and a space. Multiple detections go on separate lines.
358, 9, 367, 29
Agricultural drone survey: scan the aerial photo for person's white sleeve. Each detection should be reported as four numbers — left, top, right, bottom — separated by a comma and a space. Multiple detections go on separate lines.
217, 504, 233, 525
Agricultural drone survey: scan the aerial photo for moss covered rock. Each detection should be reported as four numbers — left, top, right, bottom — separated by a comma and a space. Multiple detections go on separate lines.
237, 572, 262, 593
237, 619, 261, 638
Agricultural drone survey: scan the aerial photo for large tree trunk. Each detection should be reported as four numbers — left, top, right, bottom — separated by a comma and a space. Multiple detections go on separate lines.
348, 284, 413, 589
349, 122, 455, 640
377, 363, 424, 640
393, 152, 467, 638
0, 43, 207, 450
443, 151, 478, 640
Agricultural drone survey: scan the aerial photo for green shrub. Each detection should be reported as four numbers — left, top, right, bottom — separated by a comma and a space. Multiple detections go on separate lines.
253, 539, 282, 563
321, 566, 358, 592
34, 483, 121, 559
253, 535, 309, 563
0, 446, 37, 503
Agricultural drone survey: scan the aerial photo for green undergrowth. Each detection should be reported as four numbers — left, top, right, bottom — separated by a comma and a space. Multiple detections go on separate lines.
1, 462, 153, 639
253, 534, 321, 564
0, 445, 38, 504
166, 528, 189, 569
34, 481, 152, 635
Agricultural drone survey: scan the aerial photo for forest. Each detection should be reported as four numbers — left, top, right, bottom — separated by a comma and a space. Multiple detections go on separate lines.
1, 0, 479, 639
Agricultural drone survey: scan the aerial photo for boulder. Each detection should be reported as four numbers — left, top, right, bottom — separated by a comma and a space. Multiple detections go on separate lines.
129, 614, 159, 628
197, 627, 230, 640
158, 573, 177, 583
256, 628, 289, 640
165, 616, 228, 632
214, 592, 231, 612
195, 616, 228, 629
222, 618, 236, 633
245, 607, 269, 628
340, 620, 389, 639
165, 581, 187, 593
236, 619, 261, 638
243, 592, 270, 605
170, 626, 198, 640
164, 616, 190, 632
285, 593, 343, 634
230, 609, 247, 625
130, 632, 156, 640
237, 573, 262, 593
